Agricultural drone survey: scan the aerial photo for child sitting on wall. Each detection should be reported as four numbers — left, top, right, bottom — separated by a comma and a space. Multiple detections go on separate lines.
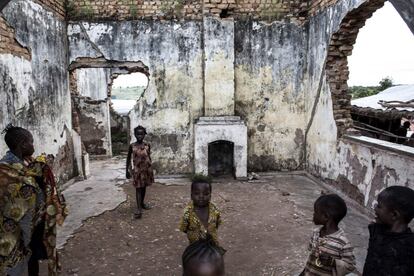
179, 177, 223, 247
300, 194, 356, 276
362, 186, 414, 276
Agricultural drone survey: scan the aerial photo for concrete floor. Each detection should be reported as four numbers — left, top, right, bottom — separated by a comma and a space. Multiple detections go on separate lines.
55, 158, 371, 276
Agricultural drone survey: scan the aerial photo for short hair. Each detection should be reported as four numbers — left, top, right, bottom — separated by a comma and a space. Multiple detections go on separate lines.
380, 186, 414, 223
134, 125, 147, 134
191, 180, 212, 193
182, 237, 224, 274
315, 194, 347, 224
403, 121, 411, 128
2, 124, 31, 150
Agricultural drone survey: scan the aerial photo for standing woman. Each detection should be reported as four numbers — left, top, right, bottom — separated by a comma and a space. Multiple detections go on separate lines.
0, 124, 67, 276
126, 125, 154, 219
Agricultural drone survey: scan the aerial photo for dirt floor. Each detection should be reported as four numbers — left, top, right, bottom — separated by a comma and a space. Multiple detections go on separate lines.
56, 173, 369, 276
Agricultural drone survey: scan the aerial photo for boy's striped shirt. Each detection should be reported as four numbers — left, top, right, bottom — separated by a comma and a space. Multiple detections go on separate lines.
303, 228, 356, 276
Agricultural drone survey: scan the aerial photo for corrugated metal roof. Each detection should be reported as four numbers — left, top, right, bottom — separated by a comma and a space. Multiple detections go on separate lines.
351, 84, 414, 112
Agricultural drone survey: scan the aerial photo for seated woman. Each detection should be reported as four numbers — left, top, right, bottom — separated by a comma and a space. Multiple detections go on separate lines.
0, 124, 67, 276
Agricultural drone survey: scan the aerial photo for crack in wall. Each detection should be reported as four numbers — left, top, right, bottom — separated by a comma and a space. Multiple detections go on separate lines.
77, 22, 105, 58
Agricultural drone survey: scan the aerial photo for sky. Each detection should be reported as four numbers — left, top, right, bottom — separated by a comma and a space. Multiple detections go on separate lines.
112, 72, 148, 88
348, 2, 414, 86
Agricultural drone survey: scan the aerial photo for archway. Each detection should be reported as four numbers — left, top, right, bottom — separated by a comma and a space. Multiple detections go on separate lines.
325, 0, 386, 137
326, 0, 414, 140
346, 2, 414, 144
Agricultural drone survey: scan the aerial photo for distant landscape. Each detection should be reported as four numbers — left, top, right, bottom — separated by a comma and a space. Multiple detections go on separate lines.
111, 86, 146, 100
349, 77, 393, 99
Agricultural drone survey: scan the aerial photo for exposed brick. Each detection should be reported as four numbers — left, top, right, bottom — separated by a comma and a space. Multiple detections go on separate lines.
0, 16, 31, 60
325, 0, 385, 137
65, 0, 308, 21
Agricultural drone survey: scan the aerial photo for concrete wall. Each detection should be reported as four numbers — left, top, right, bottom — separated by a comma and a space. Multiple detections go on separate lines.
67, 18, 311, 174
72, 68, 113, 156
235, 20, 307, 171
76, 68, 109, 100
68, 21, 204, 174
0, 0, 73, 182
305, 0, 414, 206
204, 17, 235, 116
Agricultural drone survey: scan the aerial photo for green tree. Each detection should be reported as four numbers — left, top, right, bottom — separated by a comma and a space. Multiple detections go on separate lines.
379, 77, 393, 91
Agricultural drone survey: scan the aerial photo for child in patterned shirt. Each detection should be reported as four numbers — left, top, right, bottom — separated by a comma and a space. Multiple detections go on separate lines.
300, 194, 356, 276
179, 179, 222, 246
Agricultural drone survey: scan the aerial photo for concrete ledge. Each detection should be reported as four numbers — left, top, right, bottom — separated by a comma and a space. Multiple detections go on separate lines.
343, 134, 414, 159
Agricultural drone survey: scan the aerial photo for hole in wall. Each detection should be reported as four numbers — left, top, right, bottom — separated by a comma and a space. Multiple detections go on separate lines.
325, 0, 414, 148
110, 72, 149, 155
219, 9, 229, 18
346, 2, 414, 145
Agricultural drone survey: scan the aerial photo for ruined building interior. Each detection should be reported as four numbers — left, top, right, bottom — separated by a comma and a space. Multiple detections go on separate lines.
1, 0, 414, 272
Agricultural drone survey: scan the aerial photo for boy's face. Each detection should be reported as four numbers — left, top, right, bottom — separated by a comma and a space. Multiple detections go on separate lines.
313, 203, 327, 225
134, 129, 146, 142
184, 260, 224, 276
191, 182, 211, 208
21, 133, 35, 157
374, 195, 395, 225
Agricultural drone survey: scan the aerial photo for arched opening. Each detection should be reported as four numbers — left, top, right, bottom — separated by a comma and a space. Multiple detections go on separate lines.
326, 0, 414, 147
208, 140, 234, 177
110, 72, 149, 155
347, 2, 414, 145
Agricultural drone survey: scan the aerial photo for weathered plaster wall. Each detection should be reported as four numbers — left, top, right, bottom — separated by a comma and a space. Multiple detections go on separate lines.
204, 17, 235, 116
72, 68, 112, 156
76, 68, 109, 100
0, 0, 73, 182
306, 0, 414, 206
389, 0, 414, 35
73, 97, 112, 156
234, 20, 307, 171
68, 21, 204, 173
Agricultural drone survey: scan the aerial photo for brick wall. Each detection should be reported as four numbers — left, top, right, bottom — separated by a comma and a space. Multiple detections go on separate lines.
309, 0, 339, 15
37, 0, 66, 18
325, 0, 385, 136
66, 0, 308, 21
206, 0, 308, 20
66, 0, 203, 20
0, 16, 31, 59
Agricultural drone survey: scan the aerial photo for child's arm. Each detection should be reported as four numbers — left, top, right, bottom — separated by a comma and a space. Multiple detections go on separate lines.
216, 210, 222, 229
334, 241, 356, 276
148, 143, 152, 162
126, 144, 132, 179
179, 207, 190, 233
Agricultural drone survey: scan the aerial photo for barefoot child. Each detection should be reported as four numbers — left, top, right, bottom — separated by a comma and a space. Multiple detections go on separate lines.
179, 179, 222, 245
362, 186, 414, 276
126, 125, 154, 219
182, 237, 225, 276
300, 194, 356, 276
